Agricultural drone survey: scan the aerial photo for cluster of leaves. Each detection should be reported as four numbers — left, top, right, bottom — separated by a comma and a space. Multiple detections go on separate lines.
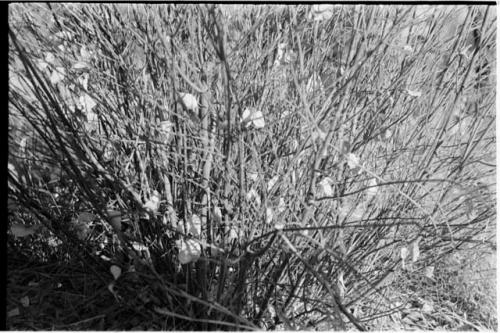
8, 3, 496, 330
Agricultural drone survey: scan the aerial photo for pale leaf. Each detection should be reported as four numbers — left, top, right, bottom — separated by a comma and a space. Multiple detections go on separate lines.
110, 265, 122, 280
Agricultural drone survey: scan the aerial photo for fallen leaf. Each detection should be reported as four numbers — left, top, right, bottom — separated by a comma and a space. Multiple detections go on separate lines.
110, 265, 121, 280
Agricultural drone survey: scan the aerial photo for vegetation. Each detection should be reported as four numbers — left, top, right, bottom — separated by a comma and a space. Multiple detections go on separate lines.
8, 4, 496, 330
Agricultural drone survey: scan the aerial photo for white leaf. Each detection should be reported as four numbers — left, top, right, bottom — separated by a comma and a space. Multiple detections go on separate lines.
241, 108, 265, 129
366, 178, 378, 199
80, 45, 92, 60
36, 59, 49, 71
180, 93, 198, 111
45, 52, 55, 64
7, 308, 20, 317
400, 247, 409, 260
20, 296, 30, 307
267, 175, 279, 192
110, 265, 122, 280
132, 242, 148, 252
422, 301, 434, 313
143, 191, 161, 213
274, 222, 284, 231
306, 72, 324, 94
50, 67, 65, 85
346, 153, 361, 170
310, 4, 334, 21
246, 188, 261, 206
312, 128, 327, 142
383, 129, 393, 139
318, 177, 335, 197
72, 61, 89, 70
10, 224, 37, 238
266, 207, 274, 224
402, 45, 414, 53
405, 89, 422, 97
189, 214, 202, 237
177, 239, 202, 264
213, 206, 222, 224
79, 94, 97, 113
410, 239, 420, 263
227, 227, 239, 243
247, 171, 258, 182
424, 266, 435, 279
241, 108, 252, 124
277, 197, 286, 213
251, 110, 266, 129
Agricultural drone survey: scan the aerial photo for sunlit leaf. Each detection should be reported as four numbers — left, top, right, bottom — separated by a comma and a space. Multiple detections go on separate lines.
309, 4, 335, 21
50, 67, 65, 85
366, 178, 378, 199
267, 175, 279, 192
72, 61, 89, 70
189, 214, 202, 237
318, 177, 335, 197
346, 153, 359, 168
410, 238, 420, 263
143, 190, 161, 213
177, 239, 202, 265
241, 107, 266, 129
405, 89, 422, 97
180, 92, 198, 111
78, 94, 97, 113
266, 207, 274, 224
424, 266, 435, 279
277, 197, 286, 213
78, 73, 89, 91
246, 188, 261, 206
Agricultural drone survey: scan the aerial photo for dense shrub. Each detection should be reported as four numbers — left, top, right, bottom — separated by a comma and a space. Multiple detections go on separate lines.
8, 4, 496, 330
